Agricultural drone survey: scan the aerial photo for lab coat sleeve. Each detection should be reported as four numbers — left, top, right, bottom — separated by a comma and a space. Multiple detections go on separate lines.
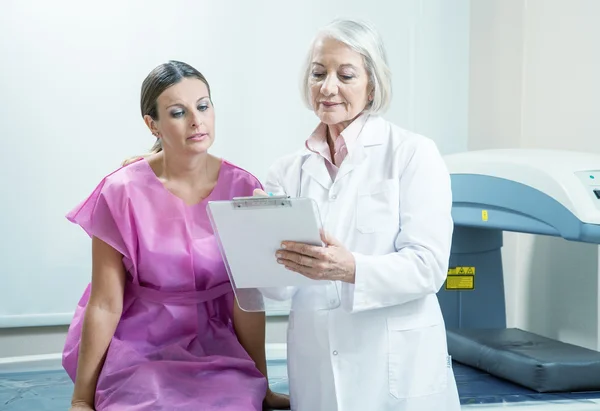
343, 138, 453, 313
264, 156, 289, 197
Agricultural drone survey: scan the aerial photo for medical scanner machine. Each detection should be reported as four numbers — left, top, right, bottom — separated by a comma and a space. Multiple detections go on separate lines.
438, 149, 600, 393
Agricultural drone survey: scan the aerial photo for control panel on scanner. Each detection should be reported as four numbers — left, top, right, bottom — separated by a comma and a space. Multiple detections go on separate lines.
575, 170, 600, 203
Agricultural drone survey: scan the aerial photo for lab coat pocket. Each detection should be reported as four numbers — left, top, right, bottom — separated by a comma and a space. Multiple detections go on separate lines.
386, 316, 448, 399
356, 179, 399, 234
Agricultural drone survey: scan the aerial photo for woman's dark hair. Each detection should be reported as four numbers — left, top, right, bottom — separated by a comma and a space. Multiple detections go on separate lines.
123, 60, 211, 165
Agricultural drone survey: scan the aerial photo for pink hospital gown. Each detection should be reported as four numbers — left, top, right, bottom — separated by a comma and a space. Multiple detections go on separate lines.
62, 158, 268, 410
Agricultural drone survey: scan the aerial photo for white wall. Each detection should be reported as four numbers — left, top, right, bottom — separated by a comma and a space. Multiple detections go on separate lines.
470, 0, 600, 350
0, 0, 469, 359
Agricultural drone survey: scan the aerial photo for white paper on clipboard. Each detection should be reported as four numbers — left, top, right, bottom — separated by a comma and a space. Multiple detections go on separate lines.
207, 195, 341, 312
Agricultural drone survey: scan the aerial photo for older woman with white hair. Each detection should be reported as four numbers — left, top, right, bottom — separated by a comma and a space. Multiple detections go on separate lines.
256, 19, 461, 411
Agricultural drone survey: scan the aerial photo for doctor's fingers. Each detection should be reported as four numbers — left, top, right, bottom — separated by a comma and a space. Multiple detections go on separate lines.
281, 260, 324, 280
253, 188, 268, 197
277, 250, 326, 269
280, 242, 326, 259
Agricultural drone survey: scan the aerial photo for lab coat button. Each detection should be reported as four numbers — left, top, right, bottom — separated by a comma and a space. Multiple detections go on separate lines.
332, 350, 338, 356
330, 195, 337, 200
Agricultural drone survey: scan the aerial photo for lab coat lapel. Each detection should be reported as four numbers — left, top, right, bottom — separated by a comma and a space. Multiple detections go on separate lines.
335, 115, 385, 182
335, 144, 367, 181
301, 153, 333, 190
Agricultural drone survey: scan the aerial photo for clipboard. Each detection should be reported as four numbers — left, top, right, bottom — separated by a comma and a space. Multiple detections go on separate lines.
207, 195, 341, 312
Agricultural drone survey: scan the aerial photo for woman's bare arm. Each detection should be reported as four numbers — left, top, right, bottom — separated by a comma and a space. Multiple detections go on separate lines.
71, 236, 126, 407
233, 302, 290, 409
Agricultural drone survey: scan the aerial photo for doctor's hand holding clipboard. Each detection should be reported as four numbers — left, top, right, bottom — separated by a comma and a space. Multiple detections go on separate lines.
253, 188, 357, 285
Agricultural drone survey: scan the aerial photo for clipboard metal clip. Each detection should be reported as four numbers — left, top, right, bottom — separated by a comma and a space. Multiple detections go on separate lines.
231, 195, 292, 209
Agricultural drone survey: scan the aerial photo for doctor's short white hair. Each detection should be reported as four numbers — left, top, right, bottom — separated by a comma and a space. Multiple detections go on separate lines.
300, 19, 392, 114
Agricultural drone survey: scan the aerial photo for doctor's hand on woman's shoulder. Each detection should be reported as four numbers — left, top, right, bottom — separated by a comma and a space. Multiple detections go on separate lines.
252, 189, 356, 283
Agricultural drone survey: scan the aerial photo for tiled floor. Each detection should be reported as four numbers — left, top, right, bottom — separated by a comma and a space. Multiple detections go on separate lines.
1, 361, 600, 410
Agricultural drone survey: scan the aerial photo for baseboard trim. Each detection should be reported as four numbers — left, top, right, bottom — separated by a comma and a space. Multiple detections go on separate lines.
0, 343, 288, 374
265, 343, 287, 361
0, 353, 63, 373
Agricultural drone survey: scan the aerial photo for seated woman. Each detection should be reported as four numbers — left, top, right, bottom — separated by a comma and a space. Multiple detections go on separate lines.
64, 60, 289, 410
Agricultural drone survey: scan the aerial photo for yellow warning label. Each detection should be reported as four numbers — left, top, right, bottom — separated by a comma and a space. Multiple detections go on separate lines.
482, 210, 488, 221
446, 266, 475, 290
447, 266, 475, 276
445, 276, 474, 290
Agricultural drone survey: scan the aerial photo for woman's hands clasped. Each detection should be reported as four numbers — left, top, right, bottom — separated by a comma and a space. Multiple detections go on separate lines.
253, 189, 356, 284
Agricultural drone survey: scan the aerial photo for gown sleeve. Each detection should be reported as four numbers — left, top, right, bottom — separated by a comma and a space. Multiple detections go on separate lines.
66, 169, 135, 261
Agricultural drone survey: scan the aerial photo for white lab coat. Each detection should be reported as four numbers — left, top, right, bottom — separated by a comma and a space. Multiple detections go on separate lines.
264, 115, 461, 411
